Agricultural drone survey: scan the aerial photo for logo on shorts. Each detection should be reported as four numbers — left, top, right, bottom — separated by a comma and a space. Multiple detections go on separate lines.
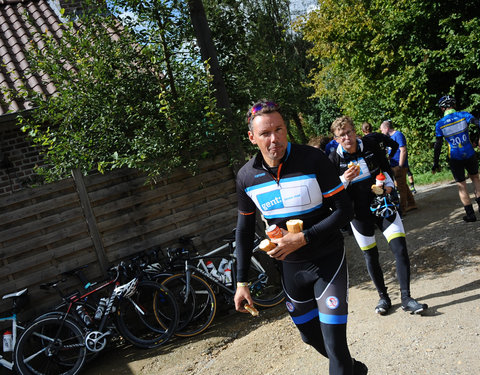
326, 296, 339, 310
286, 301, 295, 312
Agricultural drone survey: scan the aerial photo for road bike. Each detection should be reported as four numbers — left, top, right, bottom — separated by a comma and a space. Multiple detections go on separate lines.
14, 262, 179, 375
157, 232, 284, 337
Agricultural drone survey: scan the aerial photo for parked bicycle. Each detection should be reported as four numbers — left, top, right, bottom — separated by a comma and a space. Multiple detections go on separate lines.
155, 232, 284, 337
0, 288, 29, 373
14, 262, 179, 375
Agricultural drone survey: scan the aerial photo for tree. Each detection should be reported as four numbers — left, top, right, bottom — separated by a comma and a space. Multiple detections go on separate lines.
301, 0, 480, 172
203, 0, 318, 145
15, 1, 226, 181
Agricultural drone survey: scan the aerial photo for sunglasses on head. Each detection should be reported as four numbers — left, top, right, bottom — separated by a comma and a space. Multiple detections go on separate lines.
248, 101, 279, 122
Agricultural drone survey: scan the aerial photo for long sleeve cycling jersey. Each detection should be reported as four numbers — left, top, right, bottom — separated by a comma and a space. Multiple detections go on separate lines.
235, 143, 353, 282
328, 137, 394, 220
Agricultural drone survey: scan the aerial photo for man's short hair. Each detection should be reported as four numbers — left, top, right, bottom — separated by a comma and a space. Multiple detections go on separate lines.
331, 116, 354, 134
246, 99, 281, 131
381, 119, 394, 130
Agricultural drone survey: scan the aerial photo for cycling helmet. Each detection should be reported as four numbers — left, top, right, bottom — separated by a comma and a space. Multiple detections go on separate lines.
438, 95, 456, 109
370, 194, 397, 218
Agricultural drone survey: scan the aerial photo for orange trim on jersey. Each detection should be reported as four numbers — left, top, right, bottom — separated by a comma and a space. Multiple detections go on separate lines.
323, 184, 345, 198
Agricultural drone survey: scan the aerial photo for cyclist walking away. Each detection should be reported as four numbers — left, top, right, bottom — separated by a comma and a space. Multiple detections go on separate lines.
329, 116, 427, 316
234, 99, 368, 375
433, 95, 480, 222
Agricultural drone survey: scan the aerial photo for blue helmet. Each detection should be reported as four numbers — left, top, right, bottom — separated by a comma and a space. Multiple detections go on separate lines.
438, 95, 456, 109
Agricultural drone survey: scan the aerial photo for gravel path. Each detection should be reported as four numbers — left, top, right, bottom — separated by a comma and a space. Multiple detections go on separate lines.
84, 181, 480, 375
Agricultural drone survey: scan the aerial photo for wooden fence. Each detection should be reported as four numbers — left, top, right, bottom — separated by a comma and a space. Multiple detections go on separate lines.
0, 156, 238, 318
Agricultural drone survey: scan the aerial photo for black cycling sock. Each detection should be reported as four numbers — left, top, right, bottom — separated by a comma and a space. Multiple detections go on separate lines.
475, 197, 480, 211
464, 204, 475, 216
362, 247, 387, 295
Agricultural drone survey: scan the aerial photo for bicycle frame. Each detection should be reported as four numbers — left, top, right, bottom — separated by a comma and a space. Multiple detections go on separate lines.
0, 314, 20, 370
184, 238, 268, 301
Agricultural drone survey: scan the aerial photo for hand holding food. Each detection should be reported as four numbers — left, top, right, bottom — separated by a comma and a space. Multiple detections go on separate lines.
348, 162, 360, 176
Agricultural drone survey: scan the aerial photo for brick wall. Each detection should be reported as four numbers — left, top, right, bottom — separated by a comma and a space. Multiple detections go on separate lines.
0, 120, 44, 196
57, 0, 108, 17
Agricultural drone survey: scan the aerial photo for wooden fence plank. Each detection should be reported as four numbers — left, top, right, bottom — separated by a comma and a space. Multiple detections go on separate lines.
0, 157, 237, 318
0, 207, 84, 242
72, 168, 109, 276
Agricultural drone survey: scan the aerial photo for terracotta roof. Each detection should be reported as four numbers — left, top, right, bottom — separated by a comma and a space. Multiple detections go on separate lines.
0, 0, 63, 116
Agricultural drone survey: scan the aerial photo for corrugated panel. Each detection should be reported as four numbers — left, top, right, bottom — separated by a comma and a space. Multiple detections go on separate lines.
0, 0, 62, 115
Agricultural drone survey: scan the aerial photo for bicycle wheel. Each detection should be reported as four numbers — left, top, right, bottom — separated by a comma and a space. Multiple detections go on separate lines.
153, 274, 195, 332
14, 316, 86, 375
115, 280, 178, 348
33, 306, 99, 363
247, 250, 285, 307
161, 273, 216, 337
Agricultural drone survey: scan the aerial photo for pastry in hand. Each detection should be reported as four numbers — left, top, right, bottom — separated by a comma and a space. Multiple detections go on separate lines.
286, 219, 303, 233
259, 239, 277, 251
371, 184, 384, 195
244, 304, 259, 316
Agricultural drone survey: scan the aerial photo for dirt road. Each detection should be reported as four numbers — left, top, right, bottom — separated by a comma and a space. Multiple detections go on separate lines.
84, 181, 480, 375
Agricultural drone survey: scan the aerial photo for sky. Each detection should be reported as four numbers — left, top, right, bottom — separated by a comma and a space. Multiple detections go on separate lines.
289, 0, 318, 16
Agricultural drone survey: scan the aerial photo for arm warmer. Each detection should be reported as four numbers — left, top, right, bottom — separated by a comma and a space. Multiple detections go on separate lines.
235, 213, 257, 282
303, 189, 353, 243
433, 136, 443, 166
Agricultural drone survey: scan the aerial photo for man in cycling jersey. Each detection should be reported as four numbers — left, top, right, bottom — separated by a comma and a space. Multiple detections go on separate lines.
329, 116, 427, 316
380, 120, 417, 215
433, 95, 480, 222
233, 99, 367, 375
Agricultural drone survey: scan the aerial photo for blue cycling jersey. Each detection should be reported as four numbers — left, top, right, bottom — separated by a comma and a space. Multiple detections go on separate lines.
435, 110, 476, 160
389, 130, 409, 168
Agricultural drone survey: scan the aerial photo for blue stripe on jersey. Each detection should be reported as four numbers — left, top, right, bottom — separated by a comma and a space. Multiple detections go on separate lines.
291, 308, 318, 325
245, 174, 317, 193
319, 312, 348, 324
245, 179, 277, 193
263, 203, 323, 219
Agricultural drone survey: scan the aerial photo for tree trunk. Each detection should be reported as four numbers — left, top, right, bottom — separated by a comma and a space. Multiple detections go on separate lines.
291, 112, 308, 144
187, 0, 245, 172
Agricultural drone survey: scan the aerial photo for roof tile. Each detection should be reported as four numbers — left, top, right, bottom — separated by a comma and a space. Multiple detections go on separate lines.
0, 0, 62, 116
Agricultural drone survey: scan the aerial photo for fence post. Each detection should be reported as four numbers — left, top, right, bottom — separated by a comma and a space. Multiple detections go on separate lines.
71, 168, 109, 276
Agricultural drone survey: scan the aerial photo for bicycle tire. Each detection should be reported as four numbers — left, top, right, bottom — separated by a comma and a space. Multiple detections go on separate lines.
14, 316, 86, 375
115, 280, 178, 348
33, 308, 99, 363
247, 250, 285, 307
161, 273, 216, 337
153, 273, 195, 332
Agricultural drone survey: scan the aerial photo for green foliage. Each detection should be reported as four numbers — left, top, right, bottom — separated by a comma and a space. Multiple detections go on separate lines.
15, 1, 225, 181
202, 0, 317, 145
300, 0, 480, 172
303, 97, 342, 138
